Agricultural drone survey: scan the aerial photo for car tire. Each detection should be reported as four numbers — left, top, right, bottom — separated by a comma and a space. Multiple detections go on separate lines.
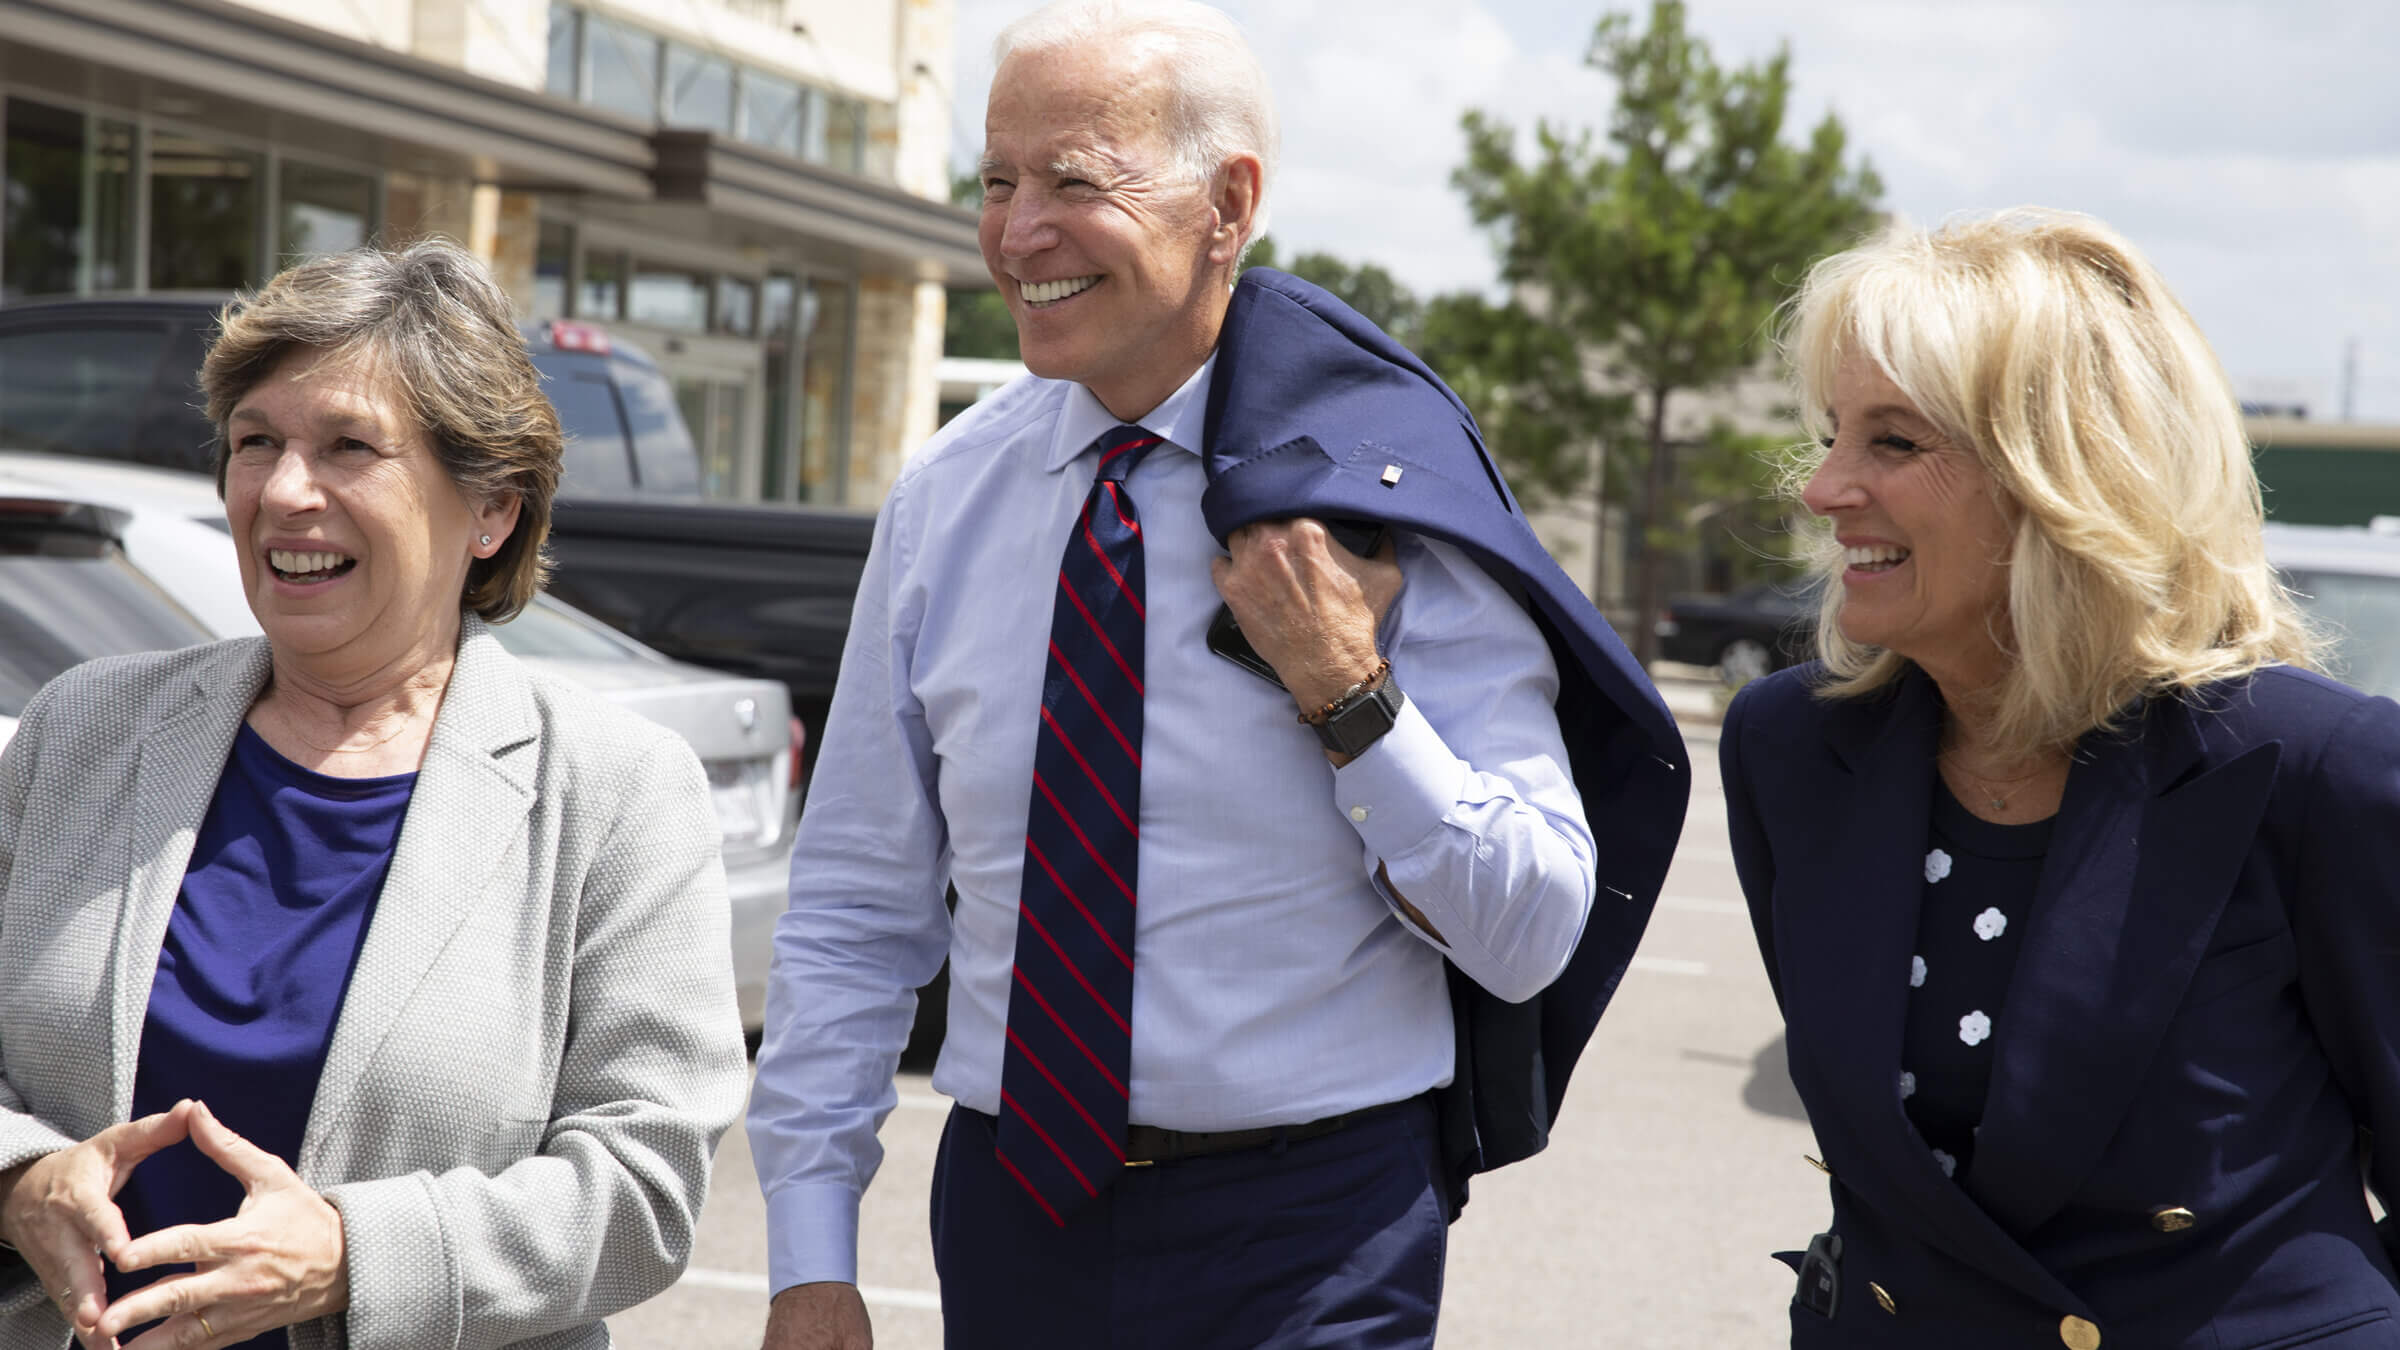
1718, 637, 1775, 689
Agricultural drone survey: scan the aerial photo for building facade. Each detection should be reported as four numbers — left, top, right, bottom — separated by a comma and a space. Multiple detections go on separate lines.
0, 0, 980, 508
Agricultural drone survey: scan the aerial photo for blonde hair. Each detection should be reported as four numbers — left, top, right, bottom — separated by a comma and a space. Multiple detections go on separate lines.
1778, 207, 2314, 753
994, 0, 1278, 255
202, 239, 562, 623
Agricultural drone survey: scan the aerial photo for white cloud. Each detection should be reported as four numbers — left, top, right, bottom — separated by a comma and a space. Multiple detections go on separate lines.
951, 0, 2400, 419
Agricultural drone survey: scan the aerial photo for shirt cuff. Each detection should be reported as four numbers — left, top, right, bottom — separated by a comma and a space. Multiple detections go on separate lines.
1331, 695, 1465, 860
765, 1180, 865, 1294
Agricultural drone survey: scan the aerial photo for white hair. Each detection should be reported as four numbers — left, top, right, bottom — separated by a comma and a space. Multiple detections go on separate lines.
994, 0, 1279, 252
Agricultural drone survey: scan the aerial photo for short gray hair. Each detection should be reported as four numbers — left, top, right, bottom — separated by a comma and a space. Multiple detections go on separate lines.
995, 0, 1279, 253
202, 239, 563, 623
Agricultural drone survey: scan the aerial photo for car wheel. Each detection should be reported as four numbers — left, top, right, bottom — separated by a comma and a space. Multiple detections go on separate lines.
1718, 638, 1774, 688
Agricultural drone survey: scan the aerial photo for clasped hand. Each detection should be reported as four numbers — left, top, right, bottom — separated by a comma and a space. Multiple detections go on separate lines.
0, 1099, 348, 1350
1208, 518, 1404, 717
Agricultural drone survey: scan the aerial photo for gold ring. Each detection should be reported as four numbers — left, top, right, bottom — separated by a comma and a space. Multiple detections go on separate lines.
196, 1311, 215, 1338
55, 1285, 74, 1308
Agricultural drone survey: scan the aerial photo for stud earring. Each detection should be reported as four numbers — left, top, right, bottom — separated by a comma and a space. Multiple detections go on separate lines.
479, 534, 493, 548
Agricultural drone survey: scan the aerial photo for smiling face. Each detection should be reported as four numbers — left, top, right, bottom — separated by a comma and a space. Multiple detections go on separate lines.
978, 43, 1255, 421
224, 344, 516, 679
1801, 356, 2018, 691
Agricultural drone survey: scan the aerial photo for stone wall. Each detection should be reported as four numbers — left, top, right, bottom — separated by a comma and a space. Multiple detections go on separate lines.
847, 277, 948, 504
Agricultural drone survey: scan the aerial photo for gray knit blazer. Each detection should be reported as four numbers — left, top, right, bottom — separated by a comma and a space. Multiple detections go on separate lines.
0, 616, 749, 1349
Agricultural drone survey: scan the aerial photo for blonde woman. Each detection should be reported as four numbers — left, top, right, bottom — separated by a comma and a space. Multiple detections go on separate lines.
1722, 209, 2400, 1349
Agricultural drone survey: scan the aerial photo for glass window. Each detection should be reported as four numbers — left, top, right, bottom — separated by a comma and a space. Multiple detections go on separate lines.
131, 318, 216, 474
578, 247, 625, 319
796, 87, 829, 165
700, 380, 745, 499
545, 2, 582, 99
278, 161, 374, 264
535, 364, 637, 493
489, 596, 646, 662
587, 16, 660, 123
664, 44, 735, 134
714, 276, 757, 338
759, 273, 797, 499
533, 218, 573, 318
738, 70, 803, 155
0, 321, 172, 458
148, 132, 263, 290
629, 261, 709, 331
0, 528, 211, 717
822, 97, 867, 174
623, 360, 700, 492
795, 276, 854, 502
3, 99, 136, 300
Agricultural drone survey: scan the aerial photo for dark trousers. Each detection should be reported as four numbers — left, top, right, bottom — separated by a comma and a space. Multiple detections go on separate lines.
930, 1097, 1448, 1350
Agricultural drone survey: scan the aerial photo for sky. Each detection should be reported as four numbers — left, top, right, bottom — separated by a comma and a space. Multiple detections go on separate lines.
949, 0, 2400, 422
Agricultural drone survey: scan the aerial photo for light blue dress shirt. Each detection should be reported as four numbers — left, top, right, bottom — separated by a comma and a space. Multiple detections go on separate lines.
749, 356, 1600, 1291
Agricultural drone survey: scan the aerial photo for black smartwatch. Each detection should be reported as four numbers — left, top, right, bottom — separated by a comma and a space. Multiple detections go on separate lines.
1312, 676, 1405, 757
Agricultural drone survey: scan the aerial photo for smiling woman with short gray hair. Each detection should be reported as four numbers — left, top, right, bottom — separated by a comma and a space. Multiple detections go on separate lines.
0, 238, 746, 1350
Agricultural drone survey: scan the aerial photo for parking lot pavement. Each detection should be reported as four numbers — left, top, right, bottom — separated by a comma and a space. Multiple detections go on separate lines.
611, 713, 1826, 1349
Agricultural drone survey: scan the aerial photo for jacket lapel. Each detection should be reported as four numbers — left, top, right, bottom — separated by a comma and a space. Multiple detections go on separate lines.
1778, 671, 2089, 1314
301, 618, 540, 1158
1964, 696, 2281, 1233
113, 640, 272, 1116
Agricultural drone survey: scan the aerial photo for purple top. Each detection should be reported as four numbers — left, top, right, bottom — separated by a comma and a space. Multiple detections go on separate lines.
108, 723, 415, 1348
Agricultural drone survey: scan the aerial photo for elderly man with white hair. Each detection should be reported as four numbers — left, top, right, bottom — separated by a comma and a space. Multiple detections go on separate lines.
745, 2, 1686, 1347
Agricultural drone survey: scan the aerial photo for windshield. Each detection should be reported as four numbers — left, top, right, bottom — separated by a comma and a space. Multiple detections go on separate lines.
0, 533, 213, 716
489, 596, 649, 663
2282, 567, 2400, 701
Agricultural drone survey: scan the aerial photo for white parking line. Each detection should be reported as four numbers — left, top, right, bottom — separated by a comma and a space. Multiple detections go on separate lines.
1629, 956, 1710, 977
676, 1267, 942, 1312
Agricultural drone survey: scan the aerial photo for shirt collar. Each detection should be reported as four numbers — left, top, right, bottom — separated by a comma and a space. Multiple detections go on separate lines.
1042, 353, 1218, 474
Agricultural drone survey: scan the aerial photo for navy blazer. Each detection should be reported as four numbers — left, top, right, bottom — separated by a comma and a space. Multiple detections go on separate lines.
1202, 269, 1691, 1213
1722, 661, 2400, 1349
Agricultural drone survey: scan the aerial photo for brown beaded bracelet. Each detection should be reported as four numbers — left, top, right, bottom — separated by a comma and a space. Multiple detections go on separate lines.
1298, 657, 1392, 725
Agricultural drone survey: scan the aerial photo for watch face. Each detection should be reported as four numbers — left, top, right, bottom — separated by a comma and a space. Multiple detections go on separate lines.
1316, 682, 1403, 756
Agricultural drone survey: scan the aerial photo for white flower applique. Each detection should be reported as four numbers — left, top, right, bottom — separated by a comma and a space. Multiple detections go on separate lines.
1932, 1148, 1957, 1177
1899, 1071, 1917, 1100
1924, 849, 1953, 883
1959, 1010, 1993, 1046
1910, 955, 1927, 988
1973, 907, 2008, 941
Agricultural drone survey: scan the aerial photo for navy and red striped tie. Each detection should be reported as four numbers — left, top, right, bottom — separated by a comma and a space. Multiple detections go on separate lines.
996, 423, 1159, 1224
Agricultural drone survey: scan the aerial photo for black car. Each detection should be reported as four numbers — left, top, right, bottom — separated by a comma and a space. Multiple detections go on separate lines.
1655, 579, 1815, 685
0, 295, 701, 494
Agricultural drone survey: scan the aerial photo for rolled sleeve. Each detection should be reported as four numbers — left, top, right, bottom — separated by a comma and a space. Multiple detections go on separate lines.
1337, 536, 1598, 1004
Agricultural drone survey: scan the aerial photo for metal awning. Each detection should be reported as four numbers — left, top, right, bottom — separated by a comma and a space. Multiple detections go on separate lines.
1, 0, 656, 198
1, 0, 984, 284
653, 130, 985, 287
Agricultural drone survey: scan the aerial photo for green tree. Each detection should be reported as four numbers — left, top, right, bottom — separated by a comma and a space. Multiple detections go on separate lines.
1452, 0, 1881, 659
945, 173, 1018, 360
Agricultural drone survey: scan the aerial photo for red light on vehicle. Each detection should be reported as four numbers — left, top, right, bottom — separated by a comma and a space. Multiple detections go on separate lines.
546, 319, 613, 356
789, 716, 808, 789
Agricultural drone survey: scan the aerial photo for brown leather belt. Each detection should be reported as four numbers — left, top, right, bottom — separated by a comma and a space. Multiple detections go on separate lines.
1121, 1096, 1420, 1166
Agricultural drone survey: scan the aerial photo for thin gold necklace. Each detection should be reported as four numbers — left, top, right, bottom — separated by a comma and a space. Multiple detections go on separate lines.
1939, 745, 2050, 814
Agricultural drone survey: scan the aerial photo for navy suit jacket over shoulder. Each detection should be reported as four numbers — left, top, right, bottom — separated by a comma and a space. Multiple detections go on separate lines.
1722, 661, 2400, 1349
1202, 269, 1691, 1211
